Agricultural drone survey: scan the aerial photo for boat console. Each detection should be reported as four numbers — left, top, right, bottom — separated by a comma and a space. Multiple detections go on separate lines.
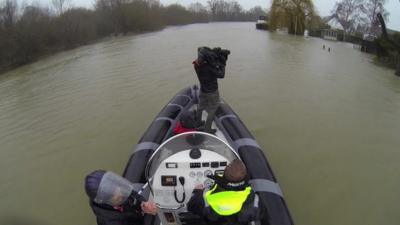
145, 132, 239, 225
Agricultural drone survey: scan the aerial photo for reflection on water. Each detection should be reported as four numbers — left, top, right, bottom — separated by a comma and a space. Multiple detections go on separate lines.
0, 23, 399, 225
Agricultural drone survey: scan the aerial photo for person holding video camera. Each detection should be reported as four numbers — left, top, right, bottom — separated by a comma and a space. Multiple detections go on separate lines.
193, 47, 230, 134
85, 170, 157, 225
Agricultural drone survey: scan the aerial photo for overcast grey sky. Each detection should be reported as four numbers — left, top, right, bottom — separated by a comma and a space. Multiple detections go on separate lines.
57, 0, 400, 30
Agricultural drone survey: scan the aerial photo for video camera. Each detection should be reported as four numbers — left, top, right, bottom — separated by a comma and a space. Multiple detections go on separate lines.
197, 47, 230, 65
196, 46, 231, 78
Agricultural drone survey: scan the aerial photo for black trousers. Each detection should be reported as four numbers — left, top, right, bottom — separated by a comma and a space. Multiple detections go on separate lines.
197, 91, 220, 132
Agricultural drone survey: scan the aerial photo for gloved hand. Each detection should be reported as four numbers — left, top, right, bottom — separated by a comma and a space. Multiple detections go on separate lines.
141, 201, 158, 215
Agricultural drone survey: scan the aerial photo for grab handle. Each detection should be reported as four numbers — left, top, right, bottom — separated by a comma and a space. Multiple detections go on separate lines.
156, 203, 184, 210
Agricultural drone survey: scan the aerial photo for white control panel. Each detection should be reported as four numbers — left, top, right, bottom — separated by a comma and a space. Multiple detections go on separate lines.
151, 149, 229, 208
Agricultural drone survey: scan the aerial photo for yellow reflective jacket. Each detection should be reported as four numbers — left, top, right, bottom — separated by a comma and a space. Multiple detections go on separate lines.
204, 185, 252, 216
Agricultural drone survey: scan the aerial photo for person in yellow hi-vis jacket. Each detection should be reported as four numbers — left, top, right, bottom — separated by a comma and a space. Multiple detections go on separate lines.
187, 159, 264, 225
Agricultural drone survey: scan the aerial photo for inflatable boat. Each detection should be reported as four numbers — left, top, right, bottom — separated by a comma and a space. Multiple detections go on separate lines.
121, 85, 293, 225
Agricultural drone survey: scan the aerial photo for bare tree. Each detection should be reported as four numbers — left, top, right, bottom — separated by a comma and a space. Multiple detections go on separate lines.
229, 1, 242, 20
2, 0, 223, 73
94, 0, 111, 11
362, 0, 388, 36
188, 2, 207, 13
52, 0, 71, 14
146, 0, 160, 7
248, 6, 266, 17
207, 0, 218, 20
1, 0, 17, 28
207, 0, 247, 21
0, 5, 3, 26
331, 0, 364, 34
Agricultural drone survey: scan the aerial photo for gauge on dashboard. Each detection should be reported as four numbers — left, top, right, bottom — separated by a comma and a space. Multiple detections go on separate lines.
204, 170, 213, 177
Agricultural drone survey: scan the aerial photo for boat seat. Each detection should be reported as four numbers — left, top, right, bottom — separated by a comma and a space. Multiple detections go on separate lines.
171, 95, 191, 107
140, 120, 171, 144
158, 104, 181, 119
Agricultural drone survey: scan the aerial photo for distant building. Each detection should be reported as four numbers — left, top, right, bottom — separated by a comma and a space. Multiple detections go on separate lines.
363, 34, 377, 41
321, 29, 338, 41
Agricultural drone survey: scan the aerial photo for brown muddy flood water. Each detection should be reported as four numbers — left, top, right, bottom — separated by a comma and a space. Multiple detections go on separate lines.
0, 22, 399, 225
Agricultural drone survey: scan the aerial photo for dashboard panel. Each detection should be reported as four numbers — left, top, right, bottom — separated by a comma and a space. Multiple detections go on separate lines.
151, 149, 229, 207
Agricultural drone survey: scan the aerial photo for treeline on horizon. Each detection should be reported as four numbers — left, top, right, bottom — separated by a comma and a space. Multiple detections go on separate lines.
0, 0, 267, 74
